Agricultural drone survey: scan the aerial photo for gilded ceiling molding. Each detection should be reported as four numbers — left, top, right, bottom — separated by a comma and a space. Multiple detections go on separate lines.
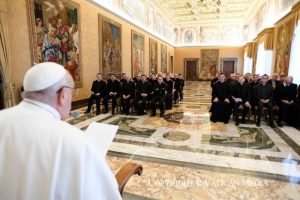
257, 28, 275, 50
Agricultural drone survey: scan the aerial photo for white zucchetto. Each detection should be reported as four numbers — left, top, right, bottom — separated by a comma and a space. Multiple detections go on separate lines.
23, 62, 66, 92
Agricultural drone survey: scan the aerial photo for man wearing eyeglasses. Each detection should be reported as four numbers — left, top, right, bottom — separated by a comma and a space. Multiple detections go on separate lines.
0, 62, 121, 200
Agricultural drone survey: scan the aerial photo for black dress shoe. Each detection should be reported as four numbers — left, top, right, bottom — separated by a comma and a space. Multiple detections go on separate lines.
270, 123, 275, 128
160, 113, 164, 117
96, 112, 100, 115
277, 122, 283, 127
235, 121, 240, 126
241, 119, 246, 124
256, 122, 261, 127
150, 113, 156, 117
84, 111, 89, 114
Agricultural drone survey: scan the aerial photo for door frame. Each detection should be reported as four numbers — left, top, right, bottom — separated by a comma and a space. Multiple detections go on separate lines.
184, 58, 199, 81
220, 58, 238, 74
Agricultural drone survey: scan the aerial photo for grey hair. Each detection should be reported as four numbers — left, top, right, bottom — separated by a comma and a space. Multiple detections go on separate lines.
22, 73, 73, 105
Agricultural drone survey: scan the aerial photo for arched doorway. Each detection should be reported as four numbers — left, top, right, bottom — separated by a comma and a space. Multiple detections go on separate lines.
0, 72, 4, 110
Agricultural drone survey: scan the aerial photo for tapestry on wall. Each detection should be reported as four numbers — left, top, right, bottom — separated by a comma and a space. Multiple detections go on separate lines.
161, 44, 167, 73
27, 0, 82, 87
149, 38, 158, 74
275, 19, 294, 76
99, 14, 122, 79
131, 30, 144, 77
200, 49, 219, 79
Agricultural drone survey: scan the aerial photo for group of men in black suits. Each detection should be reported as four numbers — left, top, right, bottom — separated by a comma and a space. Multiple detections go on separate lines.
85, 72, 185, 117
210, 72, 299, 128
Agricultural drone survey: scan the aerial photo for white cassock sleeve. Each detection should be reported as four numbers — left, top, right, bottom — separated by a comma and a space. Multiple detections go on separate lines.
79, 143, 122, 200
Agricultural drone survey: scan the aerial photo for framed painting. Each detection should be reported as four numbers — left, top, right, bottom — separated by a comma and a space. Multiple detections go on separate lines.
99, 14, 122, 79
200, 49, 219, 80
27, 0, 82, 87
161, 44, 167, 73
131, 30, 144, 77
149, 38, 158, 74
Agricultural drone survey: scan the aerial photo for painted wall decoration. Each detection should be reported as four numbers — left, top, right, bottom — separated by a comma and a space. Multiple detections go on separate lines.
131, 30, 145, 77
99, 15, 122, 79
149, 38, 158, 74
120, 0, 145, 24
146, 3, 155, 31
275, 19, 294, 76
161, 44, 167, 73
200, 49, 219, 79
27, 0, 82, 87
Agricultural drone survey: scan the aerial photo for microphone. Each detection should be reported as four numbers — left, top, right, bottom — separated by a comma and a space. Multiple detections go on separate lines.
70, 111, 80, 118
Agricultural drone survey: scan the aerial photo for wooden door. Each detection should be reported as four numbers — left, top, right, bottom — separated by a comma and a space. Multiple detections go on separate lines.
185, 60, 197, 81
222, 60, 235, 79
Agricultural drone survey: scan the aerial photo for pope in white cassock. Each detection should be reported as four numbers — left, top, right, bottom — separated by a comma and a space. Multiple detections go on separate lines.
0, 63, 122, 200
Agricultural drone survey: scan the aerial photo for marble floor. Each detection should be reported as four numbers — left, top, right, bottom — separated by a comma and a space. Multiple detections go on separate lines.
68, 81, 300, 200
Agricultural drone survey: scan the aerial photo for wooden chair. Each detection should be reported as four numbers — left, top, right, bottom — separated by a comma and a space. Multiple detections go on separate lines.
115, 162, 143, 196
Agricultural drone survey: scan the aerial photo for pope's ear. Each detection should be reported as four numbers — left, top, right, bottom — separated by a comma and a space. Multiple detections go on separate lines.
57, 88, 67, 105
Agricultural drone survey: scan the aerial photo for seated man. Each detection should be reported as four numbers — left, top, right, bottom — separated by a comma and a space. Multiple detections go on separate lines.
85, 73, 107, 115
121, 76, 135, 115
255, 74, 275, 127
104, 74, 121, 115
151, 76, 167, 117
231, 76, 251, 126
277, 76, 298, 127
0, 62, 121, 199
133, 75, 151, 115
210, 73, 231, 124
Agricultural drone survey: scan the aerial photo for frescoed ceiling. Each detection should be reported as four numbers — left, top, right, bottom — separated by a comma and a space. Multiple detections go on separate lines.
153, 0, 260, 26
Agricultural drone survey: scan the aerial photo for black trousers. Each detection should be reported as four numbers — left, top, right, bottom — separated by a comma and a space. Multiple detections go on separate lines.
133, 96, 148, 114
121, 97, 132, 115
278, 102, 297, 126
151, 96, 165, 114
165, 93, 173, 110
257, 101, 274, 124
174, 90, 179, 103
86, 94, 104, 114
233, 102, 249, 122
179, 89, 183, 101
104, 94, 119, 113
210, 102, 230, 123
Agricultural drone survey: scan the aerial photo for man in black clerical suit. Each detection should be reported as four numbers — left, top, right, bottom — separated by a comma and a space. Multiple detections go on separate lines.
255, 74, 275, 127
210, 73, 231, 123
249, 74, 260, 119
103, 74, 121, 115
133, 75, 151, 115
85, 73, 107, 115
178, 74, 185, 101
151, 76, 167, 117
120, 76, 135, 115
230, 76, 251, 125
120, 73, 127, 85
173, 74, 181, 104
277, 76, 298, 127
164, 74, 174, 110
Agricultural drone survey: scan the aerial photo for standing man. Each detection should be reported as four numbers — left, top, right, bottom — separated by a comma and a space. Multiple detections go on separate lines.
165, 74, 174, 110
210, 73, 231, 123
0, 62, 121, 199
104, 74, 121, 115
85, 73, 107, 115
255, 74, 275, 127
151, 76, 167, 117
178, 74, 185, 101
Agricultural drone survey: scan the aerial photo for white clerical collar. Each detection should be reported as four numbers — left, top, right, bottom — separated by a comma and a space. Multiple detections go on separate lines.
23, 98, 61, 119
